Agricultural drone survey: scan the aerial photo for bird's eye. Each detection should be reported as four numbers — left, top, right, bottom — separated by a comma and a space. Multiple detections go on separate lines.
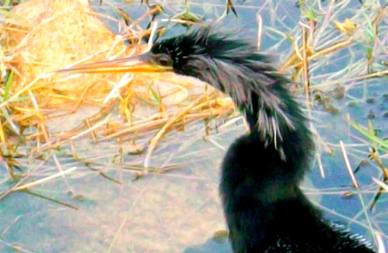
156, 54, 172, 66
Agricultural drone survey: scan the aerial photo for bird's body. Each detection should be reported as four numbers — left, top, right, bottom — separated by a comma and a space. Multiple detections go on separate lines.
221, 133, 373, 253
63, 26, 375, 253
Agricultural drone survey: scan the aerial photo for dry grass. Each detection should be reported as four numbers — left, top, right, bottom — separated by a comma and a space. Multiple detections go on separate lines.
0, 0, 235, 179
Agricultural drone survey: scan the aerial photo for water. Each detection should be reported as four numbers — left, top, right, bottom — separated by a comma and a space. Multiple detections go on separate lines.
0, 0, 387, 252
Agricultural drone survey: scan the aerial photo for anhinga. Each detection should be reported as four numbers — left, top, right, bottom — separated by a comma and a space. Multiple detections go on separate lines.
61, 27, 375, 253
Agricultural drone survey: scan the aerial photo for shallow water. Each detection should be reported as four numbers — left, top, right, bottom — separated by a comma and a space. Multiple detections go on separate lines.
0, 0, 387, 252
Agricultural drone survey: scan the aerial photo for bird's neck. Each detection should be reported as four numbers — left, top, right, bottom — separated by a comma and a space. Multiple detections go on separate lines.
220, 84, 315, 252
220, 126, 315, 252
222, 84, 314, 193
221, 123, 313, 196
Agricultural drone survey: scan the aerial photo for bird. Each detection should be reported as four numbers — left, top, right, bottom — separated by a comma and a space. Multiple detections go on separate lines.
60, 26, 376, 253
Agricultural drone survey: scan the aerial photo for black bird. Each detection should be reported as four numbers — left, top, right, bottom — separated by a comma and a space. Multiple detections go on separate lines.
61, 27, 375, 253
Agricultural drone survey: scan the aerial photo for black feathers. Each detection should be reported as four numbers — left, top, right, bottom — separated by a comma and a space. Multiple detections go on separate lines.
150, 27, 375, 253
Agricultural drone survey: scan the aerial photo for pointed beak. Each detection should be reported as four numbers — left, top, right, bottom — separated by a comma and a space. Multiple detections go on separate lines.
57, 53, 172, 74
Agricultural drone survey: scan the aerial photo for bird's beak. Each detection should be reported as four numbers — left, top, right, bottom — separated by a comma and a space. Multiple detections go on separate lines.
57, 53, 172, 74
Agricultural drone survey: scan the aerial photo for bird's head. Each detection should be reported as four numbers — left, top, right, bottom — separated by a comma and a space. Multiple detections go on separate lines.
60, 27, 303, 146
149, 27, 251, 77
